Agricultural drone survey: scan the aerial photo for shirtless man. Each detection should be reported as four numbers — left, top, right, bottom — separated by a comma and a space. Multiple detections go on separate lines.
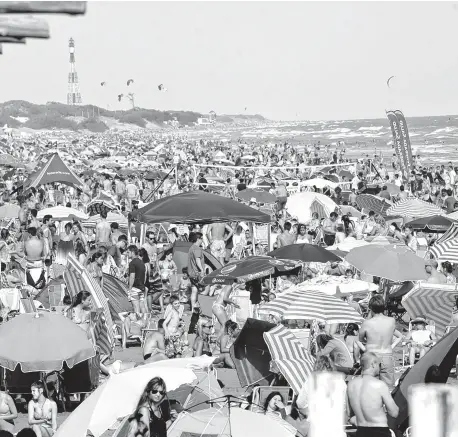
143, 318, 168, 363
276, 222, 295, 248
425, 260, 447, 284
18, 203, 28, 226
24, 227, 46, 265
96, 210, 112, 247
207, 222, 233, 265
347, 352, 399, 437
359, 295, 403, 391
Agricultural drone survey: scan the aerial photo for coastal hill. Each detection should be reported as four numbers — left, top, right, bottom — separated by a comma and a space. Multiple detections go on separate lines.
0, 100, 266, 133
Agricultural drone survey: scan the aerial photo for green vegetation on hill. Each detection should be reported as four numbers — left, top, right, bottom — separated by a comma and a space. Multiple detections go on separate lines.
0, 100, 265, 132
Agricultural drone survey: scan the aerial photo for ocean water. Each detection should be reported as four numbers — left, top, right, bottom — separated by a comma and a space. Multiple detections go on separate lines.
187, 115, 458, 164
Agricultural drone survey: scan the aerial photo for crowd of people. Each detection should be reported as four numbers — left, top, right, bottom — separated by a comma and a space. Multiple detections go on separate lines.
0, 131, 457, 437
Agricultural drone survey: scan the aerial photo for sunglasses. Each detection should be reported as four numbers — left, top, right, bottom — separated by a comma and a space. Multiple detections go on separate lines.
151, 389, 165, 395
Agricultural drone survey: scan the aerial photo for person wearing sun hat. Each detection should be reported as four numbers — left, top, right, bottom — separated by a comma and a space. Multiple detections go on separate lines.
404, 315, 436, 366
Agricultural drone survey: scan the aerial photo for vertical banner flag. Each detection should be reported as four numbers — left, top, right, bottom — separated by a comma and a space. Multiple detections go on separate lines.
394, 110, 414, 172
386, 110, 411, 181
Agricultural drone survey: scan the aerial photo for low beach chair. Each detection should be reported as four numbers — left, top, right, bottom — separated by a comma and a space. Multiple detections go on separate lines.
401, 320, 436, 367
250, 386, 292, 413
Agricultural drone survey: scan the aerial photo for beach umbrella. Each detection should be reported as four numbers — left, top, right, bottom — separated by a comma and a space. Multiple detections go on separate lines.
388, 326, 458, 435
236, 188, 277, 204
268, 243, 340, 263
324, 174, 339, 183
167, 406, 296, 437
258, 287, 364, 324
300, 178, 338, 190
37, 205, 88, 221
365, 235, 406, 246
54, 358, 211, 437
386, 198, 443, 218
401, 282, 457, 337
263, 325, 315, 395
213, 151, 226, 160
345, 244, 427, 282
339, 205, 362, 218
339, 170, 353, 180
286, 192, 338, 223
0, 203, 20, 219
0, 154, 21, 167
430, 238, 458, 263
327, 237, 368, 253
406, 215, 455, 232
131, 191, 271, 224
435, 222, 458, 244
356, 194, 392, 215
0, 312, 96, 372
385, 183, 401, 195
202, 256, 300, 285
145, 169, 168, 180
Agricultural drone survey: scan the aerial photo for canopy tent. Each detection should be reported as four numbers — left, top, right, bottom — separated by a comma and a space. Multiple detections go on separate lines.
131, 191, 271, 224
24, 152, 83, 189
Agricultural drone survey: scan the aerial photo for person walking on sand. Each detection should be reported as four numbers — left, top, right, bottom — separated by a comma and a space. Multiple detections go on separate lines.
358, 295, 403, 391
347, 352, 399, 437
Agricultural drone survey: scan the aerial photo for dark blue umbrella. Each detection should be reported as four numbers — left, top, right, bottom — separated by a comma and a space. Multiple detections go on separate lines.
389, 326, 458, 435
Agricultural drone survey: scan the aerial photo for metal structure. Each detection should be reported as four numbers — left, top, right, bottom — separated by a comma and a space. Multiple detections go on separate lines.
67, 37, 82, 105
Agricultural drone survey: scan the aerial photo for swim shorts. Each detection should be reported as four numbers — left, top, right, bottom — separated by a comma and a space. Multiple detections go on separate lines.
128, 287, 145, 302
210, 239, 226, 259
356, 427, 392, 437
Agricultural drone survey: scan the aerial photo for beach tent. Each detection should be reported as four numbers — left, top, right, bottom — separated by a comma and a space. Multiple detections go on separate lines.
231, 318, 276, 388
24, 152, 83, 189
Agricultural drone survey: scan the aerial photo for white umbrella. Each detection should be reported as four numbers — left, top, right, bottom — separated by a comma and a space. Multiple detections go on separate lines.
54, 358, 215, 437
168, 406, 295, 437
300, 178, 338, 190
286, 192, 338, 223
37, 206, 88, 221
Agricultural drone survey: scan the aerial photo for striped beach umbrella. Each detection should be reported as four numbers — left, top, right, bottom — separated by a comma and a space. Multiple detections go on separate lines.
258, 287, 363, 324
402, 282, 458, 336
263, 325, 315, 394
356, 194, 392, 215
386, 198, 443, 218
430, 239, 458, 263
436, 222, 458, 244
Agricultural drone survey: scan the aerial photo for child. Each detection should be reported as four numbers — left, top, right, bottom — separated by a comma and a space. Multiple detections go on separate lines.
178, 267, 191, 304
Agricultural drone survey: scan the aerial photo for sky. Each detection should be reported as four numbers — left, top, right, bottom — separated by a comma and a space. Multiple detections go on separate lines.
1, 1, 458, 121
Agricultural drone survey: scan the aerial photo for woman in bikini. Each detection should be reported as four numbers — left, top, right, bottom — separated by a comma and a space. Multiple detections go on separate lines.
218, 320, 239, 368
193, 316, 214, 357
28, 381, 57, 437
0, 389, 17, 433
212, 284, 240, 333
68, 290, 92, 333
